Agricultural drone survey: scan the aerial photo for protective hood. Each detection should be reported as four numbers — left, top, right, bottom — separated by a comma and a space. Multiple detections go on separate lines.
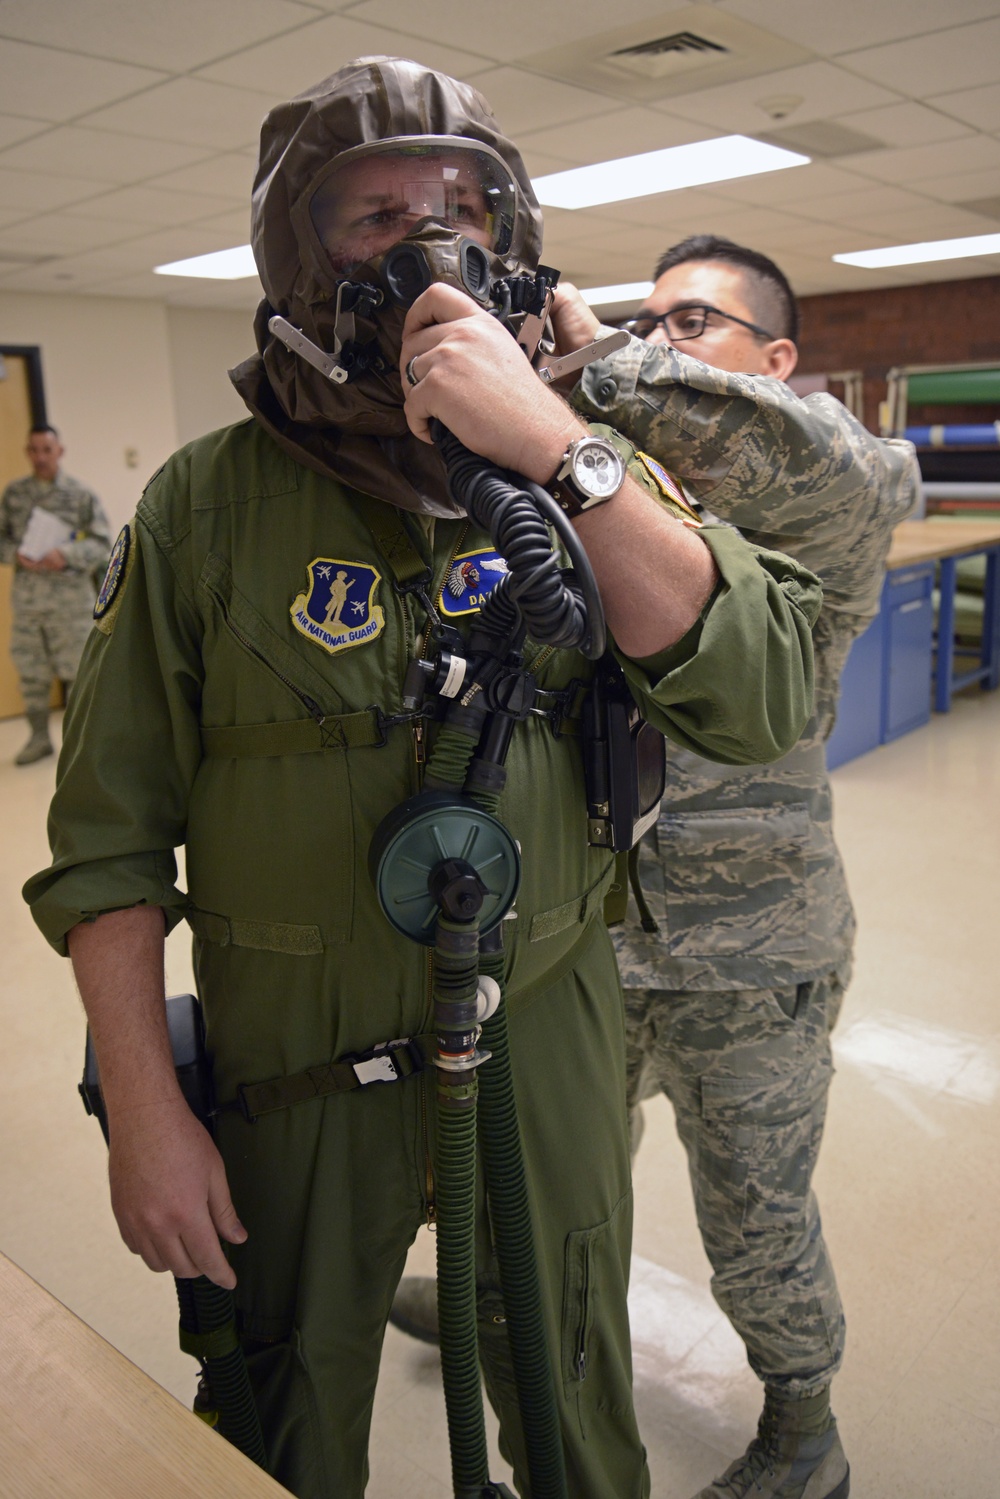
230, 56, 543, 517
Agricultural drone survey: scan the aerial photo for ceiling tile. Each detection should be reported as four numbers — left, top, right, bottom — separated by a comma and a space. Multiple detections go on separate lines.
0, 165, 115, 212
517, 108, 713, 169
717, 0, 1000, 56
191, 209, 252, 243
834, 103, 974, 150
346, 0, 693, 65
662, 61, 901, 134
144, 152, 257, 201
77, 78, 278, 151
0, 38, 166, 122
837, 17, 1000, 97
62, 183, 242, 227
927, 84, 1000, 134
909, 167, 1000, 205
846, 136, 1000, 187
0, 0, 322, 73
0, 113, 50, 150
457, 66, 625, 138
830, 204, 1000, 248
196, 13, 493, 95
0, 212, 153, 255
707, 161, 871, 206
792, 184, 939, 225
0, 127, 210, 184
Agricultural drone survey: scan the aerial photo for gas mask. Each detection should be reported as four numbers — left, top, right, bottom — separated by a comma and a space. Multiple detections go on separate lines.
274, 136, 557, 386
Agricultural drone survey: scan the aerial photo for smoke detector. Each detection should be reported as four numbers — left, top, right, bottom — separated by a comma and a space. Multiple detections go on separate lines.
756, 95, 804, 121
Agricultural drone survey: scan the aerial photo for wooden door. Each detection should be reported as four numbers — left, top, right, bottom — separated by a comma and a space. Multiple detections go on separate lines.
0, 353, 35, 719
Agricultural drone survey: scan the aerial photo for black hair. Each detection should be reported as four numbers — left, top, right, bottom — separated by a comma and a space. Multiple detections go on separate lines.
653, 234, 799, 344
29, 424, 60, 439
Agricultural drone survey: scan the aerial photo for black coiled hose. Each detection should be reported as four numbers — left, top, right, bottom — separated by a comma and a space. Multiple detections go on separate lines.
433, 422, 605, 659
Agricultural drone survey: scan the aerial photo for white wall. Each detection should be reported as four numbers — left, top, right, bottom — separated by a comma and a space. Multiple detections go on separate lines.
0, 292, 180, 534
165, 306, 255, 448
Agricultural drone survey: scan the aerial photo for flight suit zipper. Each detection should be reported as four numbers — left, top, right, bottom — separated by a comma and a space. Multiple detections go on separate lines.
224, 619, 325, 722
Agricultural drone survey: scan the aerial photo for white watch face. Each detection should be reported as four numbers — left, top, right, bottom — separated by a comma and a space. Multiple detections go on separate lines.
570, 438, 625, 499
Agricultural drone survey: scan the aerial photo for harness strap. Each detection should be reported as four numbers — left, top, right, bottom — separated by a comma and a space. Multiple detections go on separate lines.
179, 1324, 241, 1361
200, 707, 401, 758
354, 494, 432, 590
224, 1034, 436, 1123
627, 845, 661, 933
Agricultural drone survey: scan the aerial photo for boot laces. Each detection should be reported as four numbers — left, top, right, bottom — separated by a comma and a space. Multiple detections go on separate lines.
718, 1411, 780, 1496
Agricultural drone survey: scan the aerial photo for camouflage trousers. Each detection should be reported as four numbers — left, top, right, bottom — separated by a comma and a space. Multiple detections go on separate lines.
624, 973, 846, 1398
9, 574, 95, 714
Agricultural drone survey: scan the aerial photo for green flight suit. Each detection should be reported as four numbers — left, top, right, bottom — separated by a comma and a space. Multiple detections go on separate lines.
26, 417, 820, 1498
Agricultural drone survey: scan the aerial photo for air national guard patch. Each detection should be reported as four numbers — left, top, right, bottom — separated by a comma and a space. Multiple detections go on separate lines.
440, 548, 509, 617
290, 559, 386, 656
94, 524, 134, 636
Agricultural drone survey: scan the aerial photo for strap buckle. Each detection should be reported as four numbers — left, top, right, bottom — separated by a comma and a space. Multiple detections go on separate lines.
533, 678, 587, 739
348, 1036, 426, 1086
371, 703, 431, 748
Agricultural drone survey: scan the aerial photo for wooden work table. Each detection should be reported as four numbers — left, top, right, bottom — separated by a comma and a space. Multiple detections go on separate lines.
887, 517, 1000, 570
0, 1251, 287, 1498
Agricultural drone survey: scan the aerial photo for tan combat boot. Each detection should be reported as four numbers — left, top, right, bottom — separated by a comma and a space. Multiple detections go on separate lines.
694, 1389, 849, 1499
15, 710, 53, 766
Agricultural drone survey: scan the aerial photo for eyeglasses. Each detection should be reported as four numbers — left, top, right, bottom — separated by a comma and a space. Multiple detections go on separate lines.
624, 303, 776, 343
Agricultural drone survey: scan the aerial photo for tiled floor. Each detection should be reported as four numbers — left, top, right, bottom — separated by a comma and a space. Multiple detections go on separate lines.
2, 688, 998, 1497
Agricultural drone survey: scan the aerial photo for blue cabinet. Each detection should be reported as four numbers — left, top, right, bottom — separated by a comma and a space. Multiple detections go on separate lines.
826, 564, 934, 769
883, 566, 934, 740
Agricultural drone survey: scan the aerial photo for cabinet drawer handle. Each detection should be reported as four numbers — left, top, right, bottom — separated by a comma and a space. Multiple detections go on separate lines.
890, 570, 929, 586
899, 599, 926, 614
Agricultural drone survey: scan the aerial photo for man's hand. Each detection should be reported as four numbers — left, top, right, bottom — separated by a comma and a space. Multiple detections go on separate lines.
108, 1095, 246, 1289
550, 283, 601, 359
399, 282, 582, 481
17, 548, 66, 572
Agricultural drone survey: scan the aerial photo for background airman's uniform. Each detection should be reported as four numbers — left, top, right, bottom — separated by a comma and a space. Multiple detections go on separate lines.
574, 340, 917, 1399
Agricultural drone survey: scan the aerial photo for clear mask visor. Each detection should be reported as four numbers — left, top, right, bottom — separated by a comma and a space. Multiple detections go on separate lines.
309, 138, 517, 274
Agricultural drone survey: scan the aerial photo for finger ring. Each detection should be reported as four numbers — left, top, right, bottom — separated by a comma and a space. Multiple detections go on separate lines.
404, 355, 422, 388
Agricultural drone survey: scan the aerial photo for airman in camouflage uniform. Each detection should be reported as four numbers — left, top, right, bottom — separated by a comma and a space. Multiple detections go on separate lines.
1, 426, 111, 763
557, 237, 918, 1499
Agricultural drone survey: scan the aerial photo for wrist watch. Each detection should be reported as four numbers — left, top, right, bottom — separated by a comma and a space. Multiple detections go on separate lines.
548, 433, 627, 518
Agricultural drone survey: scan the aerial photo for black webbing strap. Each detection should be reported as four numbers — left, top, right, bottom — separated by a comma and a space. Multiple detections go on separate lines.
225, 1034, 437, 1123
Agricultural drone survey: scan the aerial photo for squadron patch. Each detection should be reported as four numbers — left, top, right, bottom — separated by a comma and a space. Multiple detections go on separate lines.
290, 558, 386, 656
439, 548, 509, 617
93, 524, 134, 635
636, 453, 702, 525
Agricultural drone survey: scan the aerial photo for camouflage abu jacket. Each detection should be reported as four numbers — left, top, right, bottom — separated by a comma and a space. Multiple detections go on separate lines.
573, 337, 918, 991
1, 470, 112, 604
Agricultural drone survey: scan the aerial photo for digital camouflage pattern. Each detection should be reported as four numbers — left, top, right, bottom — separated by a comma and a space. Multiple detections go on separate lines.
574, 338, 919, 991
574, 336, 917, 1396
1, 471, 111, 712
625, 972, 847, 1399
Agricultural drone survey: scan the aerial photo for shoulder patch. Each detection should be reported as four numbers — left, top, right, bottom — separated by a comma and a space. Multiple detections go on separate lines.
93, 525, 134, 635
636, 453, 702, 525
439, 548, 509, 617
290, 559, 385, 657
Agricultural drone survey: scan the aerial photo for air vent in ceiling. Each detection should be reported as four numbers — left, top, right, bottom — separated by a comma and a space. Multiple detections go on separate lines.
758, 121, 885, 157
607, 32, 729, 80
520, 7, 812, 104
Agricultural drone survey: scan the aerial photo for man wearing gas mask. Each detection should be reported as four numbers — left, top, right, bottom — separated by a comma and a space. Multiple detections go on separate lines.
549, 239, 918, 1499
26, 62, 822, 1499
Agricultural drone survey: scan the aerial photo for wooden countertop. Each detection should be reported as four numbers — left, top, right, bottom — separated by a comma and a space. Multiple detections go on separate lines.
887, 519, 1000, 570
0, 1252, 286, 1498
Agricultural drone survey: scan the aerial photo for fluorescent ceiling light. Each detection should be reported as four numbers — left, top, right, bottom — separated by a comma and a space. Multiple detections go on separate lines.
155, 244, 257, 279
580, 281, 653, 307
532, 136, 809, 210
834, 232, 1000, 269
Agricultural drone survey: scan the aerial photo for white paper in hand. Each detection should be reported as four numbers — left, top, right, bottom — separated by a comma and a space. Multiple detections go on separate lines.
18, 507, 73, 561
